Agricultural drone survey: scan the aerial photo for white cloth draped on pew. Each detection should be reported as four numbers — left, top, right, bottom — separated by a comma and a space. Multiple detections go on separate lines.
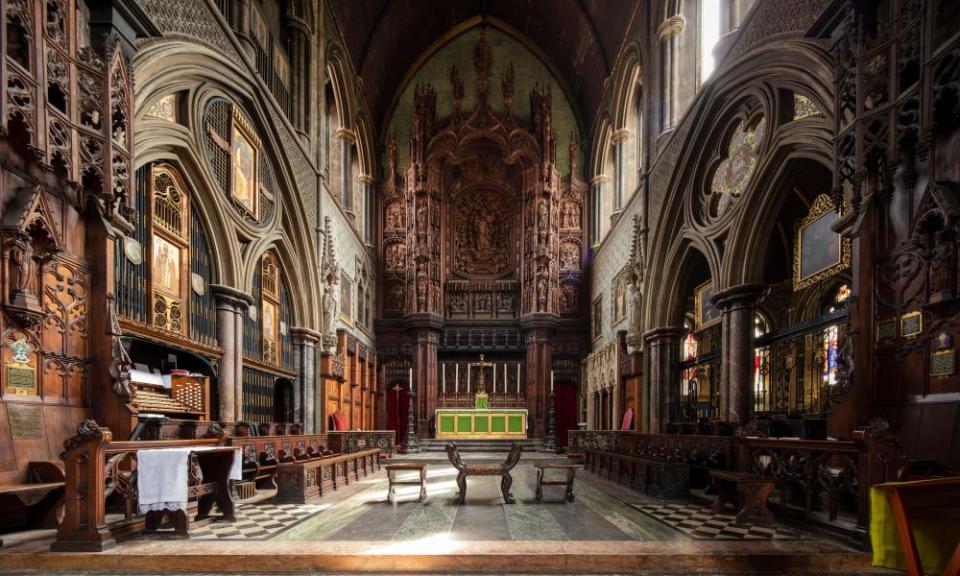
137, 447, 241, 513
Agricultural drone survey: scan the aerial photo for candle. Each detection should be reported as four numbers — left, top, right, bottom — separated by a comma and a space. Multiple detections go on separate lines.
503, 364, 507, 396
455, 363, 460, 395
442, 364, 446, 396
517, 362, 521, 394
467, 365, 471, 394
409, 367, 413, 393
492, 363, 497, 394
550, 370, 554, 394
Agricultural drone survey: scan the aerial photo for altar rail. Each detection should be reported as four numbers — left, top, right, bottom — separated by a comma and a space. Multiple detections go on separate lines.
569, 425, 901, 540
54, 420, 231, 552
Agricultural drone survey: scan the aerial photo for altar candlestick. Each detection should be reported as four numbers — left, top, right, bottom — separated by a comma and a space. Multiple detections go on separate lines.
442, 364, 446, 396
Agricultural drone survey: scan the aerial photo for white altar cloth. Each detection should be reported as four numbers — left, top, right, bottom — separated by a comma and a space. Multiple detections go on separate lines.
137, 447, 241, 513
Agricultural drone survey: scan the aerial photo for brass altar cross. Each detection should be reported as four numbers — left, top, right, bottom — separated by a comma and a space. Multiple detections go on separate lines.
470, 354, 494, 393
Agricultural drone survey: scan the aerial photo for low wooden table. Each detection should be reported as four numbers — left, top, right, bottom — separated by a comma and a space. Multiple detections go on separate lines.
385, 463, 427, 503
709, 470, 776, 525
534, 463, 579, 503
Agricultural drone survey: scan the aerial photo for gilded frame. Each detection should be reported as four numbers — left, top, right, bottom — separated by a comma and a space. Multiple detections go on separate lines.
900, 311, 923, 339
230, 109, 260, 220
793, 194, 851, 291
695, 280, 721, 330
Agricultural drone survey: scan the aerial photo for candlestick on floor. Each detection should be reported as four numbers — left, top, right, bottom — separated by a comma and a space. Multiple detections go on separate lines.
403, 390, 420, 454
544, 391, 559, 453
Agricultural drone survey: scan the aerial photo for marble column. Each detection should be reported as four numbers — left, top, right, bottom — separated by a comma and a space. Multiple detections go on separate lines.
291, 328, 320, 432
211, 285, 255, 422
336, 128, 355, 218
713, 284, 767, 426
642, 326, 686, 433
657, 15, 684, 131
358, 174, 375, 243
590, 176, 606, 244
612, 129, 630, 212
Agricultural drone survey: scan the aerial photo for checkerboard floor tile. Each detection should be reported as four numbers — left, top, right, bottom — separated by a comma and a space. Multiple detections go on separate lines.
190, 502, 327, 540
632, 502, 806, 540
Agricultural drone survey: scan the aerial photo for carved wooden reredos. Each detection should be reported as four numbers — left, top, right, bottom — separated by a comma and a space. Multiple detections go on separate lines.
381, 32, 587, 321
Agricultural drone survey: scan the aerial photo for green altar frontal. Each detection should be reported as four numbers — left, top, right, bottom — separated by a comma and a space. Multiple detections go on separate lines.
435, 409, 528, 440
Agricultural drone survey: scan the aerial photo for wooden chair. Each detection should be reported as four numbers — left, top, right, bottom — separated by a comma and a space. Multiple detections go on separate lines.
446, 442, 522, 505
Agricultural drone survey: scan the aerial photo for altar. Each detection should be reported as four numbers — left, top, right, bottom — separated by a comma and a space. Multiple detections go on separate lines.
435, 408, 528, 440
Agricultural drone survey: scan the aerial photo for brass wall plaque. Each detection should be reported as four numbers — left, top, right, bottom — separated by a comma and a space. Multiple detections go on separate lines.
931, 350, 955, 378
5, 364, 37, 395
7, 403, 43, 440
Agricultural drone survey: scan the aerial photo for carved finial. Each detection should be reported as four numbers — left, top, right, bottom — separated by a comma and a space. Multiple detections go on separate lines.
501, 63, 514, 108
474, 29, 492, 99
322, 216, 339, 283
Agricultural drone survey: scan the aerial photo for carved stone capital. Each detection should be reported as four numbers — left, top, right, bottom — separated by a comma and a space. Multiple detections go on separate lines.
590, 175, 608, 187
210, 284, 256, 310
335, 127, 356, 145
611, 128, 631, 145
710, 283, 768, 311
642, 325, 687, 344
290, 327, 322, 344
657, 14, 686, 40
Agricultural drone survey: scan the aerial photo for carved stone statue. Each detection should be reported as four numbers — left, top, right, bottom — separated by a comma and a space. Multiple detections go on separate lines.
322, 285, 338, 334
8, 236, 35, 296
929, 229, 957, 300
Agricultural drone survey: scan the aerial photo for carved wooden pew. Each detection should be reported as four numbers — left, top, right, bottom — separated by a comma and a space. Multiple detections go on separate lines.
274, 448, 382, 504
53, 420, 232, 552
228, 433, 332, 489
0, 461, 66, 547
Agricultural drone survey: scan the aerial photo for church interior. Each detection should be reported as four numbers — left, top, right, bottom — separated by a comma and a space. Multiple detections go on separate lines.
0, 0, 958, 574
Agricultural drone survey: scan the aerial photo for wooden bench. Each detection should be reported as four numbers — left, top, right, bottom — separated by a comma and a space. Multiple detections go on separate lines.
385, 463, 427, 503
0, 461, 66, 547
584, 449, 691, 499
710, 470, 776, 525
274, 448, 381, 504
534, 463, 579, 503
446, 442, 521, 505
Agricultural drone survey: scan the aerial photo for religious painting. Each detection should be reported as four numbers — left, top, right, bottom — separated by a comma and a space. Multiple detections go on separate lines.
262, 300, 277, 345
592, 296, 603, 339
231, 117, 258, 218
695, 280, 721, 329
152, 236, 181, 297
793, 195, 851, 290
340, 272, 353, 324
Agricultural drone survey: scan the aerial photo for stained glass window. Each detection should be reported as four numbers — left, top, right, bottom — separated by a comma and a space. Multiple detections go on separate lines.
753, 315, 770, 413
711, 117, 766, 217
793, 94, 822, 120
822, 325, 839, 387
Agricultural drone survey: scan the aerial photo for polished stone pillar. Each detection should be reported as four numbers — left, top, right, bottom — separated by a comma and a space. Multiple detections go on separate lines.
657, 15, 684, 131
713, 284, 767, 425
590, 176, 606, 244
211, 285, 254, 422
291, 328, 320, 432
643, 326, 686, 433
358, 174, 374, 243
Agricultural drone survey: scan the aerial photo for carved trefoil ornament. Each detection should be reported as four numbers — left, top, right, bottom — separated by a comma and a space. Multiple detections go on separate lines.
1, 186, 64, 326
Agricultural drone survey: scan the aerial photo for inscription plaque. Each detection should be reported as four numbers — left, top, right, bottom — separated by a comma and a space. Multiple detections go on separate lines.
7, 403, 43, 440
5, 364, 37, 395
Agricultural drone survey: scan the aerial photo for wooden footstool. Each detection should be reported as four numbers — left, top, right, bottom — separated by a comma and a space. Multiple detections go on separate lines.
385, 463, 427, 503
535, 463, 580, 503
709, 470, 776, 525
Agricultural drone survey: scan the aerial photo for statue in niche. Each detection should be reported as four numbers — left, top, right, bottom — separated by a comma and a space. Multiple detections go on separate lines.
497, 292, 514, 312
416, 266, 428, 311
449, 292, 467, 314
386, 203, 403, 229
929, 229, 957, 300
559, 283, 576, 311
416, 203, 427, 232
474, 213, 493, 254
387, 244, 405, 270
475, 293, 491, 312
560, 243, 578, 270
536, 275, 547, 310
322, 284, 338, 334
389, 282, 404, 311
8, 236, 35, 297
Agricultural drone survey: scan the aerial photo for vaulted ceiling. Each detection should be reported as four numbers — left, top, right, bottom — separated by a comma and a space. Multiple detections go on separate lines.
327, 0, 640, 134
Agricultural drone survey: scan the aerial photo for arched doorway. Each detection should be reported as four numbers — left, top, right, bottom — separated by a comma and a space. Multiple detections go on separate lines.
274, 378, 294, 423
385, 382, 409, 447
554, 380, 578, 446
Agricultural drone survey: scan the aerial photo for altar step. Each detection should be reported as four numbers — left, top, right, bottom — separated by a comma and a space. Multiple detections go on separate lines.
417, 438, 549, 453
